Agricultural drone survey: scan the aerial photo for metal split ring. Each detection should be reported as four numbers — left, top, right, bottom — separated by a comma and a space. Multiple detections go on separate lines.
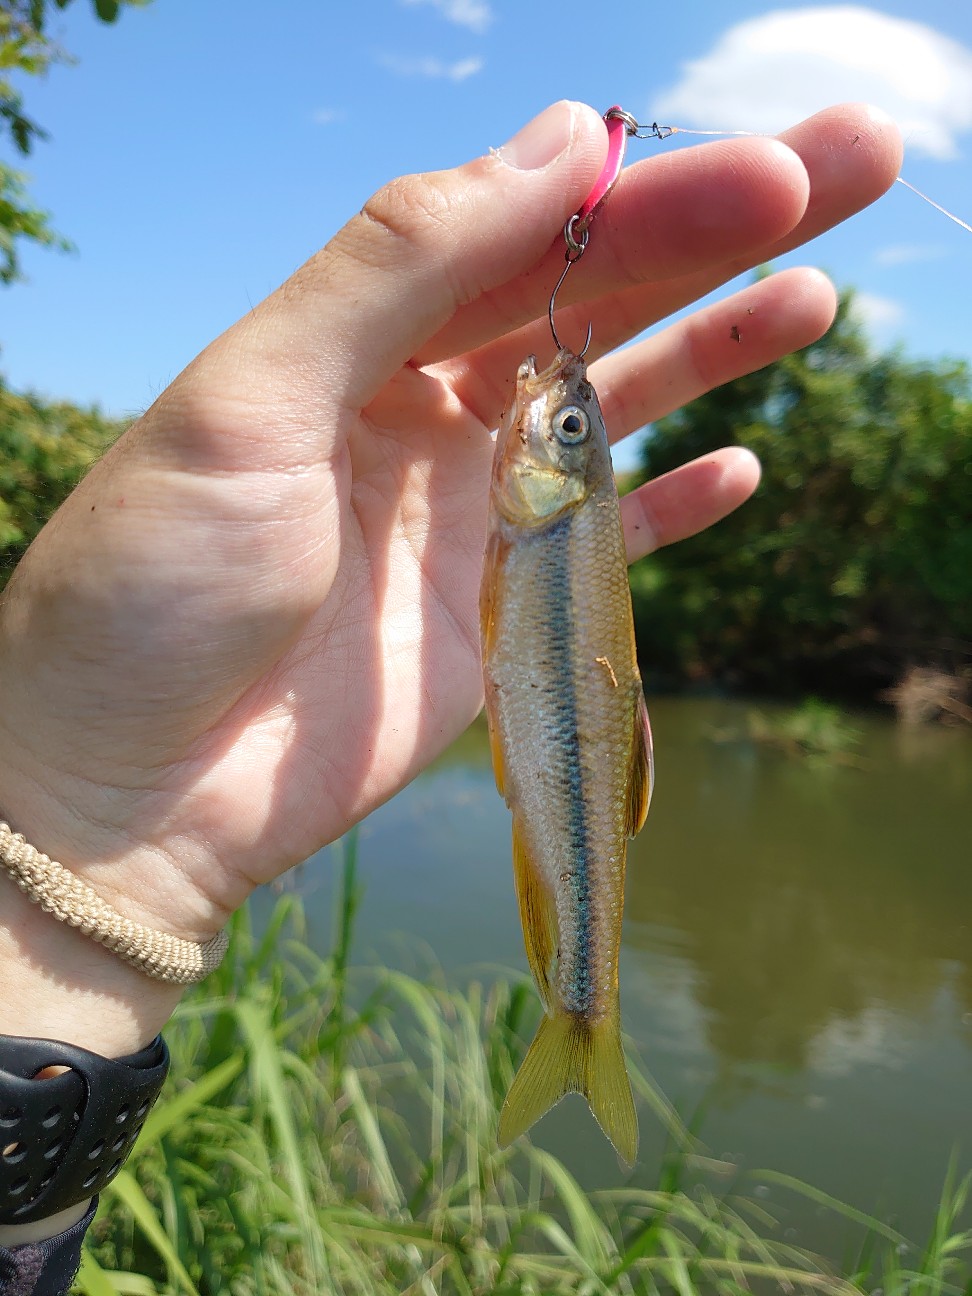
563, 214, 590, 260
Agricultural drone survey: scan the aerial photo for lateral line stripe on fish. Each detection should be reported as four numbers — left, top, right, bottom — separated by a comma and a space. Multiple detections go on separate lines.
563, 522, 604, 1021
559, 527, 595, 1018
535, 514, 597, 1018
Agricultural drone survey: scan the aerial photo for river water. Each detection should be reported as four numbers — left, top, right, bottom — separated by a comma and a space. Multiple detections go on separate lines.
285, 697, 972, 1261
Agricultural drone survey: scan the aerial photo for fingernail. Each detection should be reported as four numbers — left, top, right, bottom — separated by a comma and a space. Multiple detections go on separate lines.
498, 101, 576, 171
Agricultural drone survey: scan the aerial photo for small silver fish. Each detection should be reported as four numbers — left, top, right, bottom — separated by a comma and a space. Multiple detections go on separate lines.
480, 347, 653, 1164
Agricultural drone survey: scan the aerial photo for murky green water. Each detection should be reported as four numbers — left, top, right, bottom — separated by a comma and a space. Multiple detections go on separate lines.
282, 698, 972, 1259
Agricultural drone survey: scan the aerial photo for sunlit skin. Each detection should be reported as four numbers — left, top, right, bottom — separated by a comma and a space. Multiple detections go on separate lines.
0, 102, 902, 1074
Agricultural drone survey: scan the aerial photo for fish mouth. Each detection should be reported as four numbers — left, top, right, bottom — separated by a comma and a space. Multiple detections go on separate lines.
519, 348, 587, 397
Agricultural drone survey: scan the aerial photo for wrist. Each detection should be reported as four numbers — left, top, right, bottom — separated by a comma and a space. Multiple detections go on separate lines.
0, 887, 179, 1247
0, 881, 182, 1057
0, 582, 235, 948
0, 1199, 91, 1248
0, 747, 230, 950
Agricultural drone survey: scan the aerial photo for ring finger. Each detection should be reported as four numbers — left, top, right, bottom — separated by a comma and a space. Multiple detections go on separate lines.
590, 264, 837, 440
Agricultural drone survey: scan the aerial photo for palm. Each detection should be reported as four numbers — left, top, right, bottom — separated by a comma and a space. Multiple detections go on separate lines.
242, 368, 494, 868
0, 102, 901, 933
1, 359, 493, 902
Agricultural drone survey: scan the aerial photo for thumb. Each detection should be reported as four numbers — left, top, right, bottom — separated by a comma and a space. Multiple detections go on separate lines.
237, 101, 609, 408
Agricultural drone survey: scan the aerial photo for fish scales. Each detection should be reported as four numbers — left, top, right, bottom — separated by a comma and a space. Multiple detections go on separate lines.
490, 496, 634, 1015
481, 347, 653, 1165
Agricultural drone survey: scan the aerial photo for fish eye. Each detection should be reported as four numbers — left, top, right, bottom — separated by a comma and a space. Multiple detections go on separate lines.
552, 404, 590, 445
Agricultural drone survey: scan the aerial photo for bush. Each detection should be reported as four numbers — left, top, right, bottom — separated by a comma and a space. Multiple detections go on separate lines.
631, 288, 972, 701
0, 379, 125, 587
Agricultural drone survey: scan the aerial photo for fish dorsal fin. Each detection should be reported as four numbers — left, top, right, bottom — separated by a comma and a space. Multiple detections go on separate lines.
512, 819, 556, 1012
624, 689, 654, 838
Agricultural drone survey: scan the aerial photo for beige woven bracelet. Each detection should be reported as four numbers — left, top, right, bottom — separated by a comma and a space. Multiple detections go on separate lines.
0, 820, 229, 985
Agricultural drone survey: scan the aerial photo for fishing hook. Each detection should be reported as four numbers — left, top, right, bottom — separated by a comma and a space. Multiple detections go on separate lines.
548, 105, 659, 356
548, 222, 592, 356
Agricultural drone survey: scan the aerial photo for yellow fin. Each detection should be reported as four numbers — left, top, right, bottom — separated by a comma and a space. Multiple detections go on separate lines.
498, 1007, 638, 1167
512, 821, 555, 1011
479, 531, 508, 663
485, 708, 506, 799
625, 689, 654, 838
480, 530, 510, 800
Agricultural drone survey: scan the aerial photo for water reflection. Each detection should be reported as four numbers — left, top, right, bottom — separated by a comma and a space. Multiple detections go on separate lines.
625, 698, 972, 1078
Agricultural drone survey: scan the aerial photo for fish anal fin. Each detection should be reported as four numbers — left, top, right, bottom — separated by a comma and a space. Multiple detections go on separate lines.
512, 819, 556, 1012
498, 1007, 638, 1167
625, 688, 654, 838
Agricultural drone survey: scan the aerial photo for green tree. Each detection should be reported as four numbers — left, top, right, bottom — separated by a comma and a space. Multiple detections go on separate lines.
1, 0, 147, 284
0, 376, 124, 584
630, 287, 972, 698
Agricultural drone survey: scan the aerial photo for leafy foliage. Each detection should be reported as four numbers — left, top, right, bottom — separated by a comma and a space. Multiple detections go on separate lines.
631, 287, 972, 699
0, 161, 70, 282
0, 376, 124, 581
0, 0, 147, 283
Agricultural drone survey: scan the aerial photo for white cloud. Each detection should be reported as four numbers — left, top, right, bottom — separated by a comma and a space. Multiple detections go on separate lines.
442, 55, 483, 81
809, 1006, 910, 1076
377, 52, 483, 81
873, 243, 945, 267
400, 0, 493, 34
311, 108, 345, 126
850, 290, 906, 332
652, 7, 972, 160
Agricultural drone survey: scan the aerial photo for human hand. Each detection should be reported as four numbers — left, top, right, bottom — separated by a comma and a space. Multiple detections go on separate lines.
0, 101, 901, 1010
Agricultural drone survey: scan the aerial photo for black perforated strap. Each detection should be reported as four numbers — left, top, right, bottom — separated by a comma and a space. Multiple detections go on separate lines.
0, 1034, 169, 1226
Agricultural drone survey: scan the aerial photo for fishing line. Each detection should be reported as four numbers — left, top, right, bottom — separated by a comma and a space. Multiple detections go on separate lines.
644, 120, 972, 236
893, 176, 972, 236
547, 107, 970, 357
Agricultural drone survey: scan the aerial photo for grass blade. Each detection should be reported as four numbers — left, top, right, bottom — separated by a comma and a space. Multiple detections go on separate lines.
103, 1169, 200, 1295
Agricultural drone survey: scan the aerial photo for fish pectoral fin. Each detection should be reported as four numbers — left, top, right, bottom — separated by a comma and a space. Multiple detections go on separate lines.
624, 688, 655, 838
498, 1007, 638, 1168
479, 530, 509, 663
512, 820, 556, 1012
485, 704, 506, 799
481, 530, 511, 800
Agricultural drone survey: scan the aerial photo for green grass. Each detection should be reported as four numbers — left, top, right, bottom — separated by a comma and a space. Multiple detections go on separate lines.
77, 835, 971, 1295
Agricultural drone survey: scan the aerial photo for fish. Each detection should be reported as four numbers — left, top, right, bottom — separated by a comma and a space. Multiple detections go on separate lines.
480, 346, 654, 1166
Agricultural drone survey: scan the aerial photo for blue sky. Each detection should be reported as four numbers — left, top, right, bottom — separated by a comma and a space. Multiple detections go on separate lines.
5, 0, 972, 470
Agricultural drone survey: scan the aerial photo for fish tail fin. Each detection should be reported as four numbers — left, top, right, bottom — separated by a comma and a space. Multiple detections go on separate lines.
498, 1006, 638, 1166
